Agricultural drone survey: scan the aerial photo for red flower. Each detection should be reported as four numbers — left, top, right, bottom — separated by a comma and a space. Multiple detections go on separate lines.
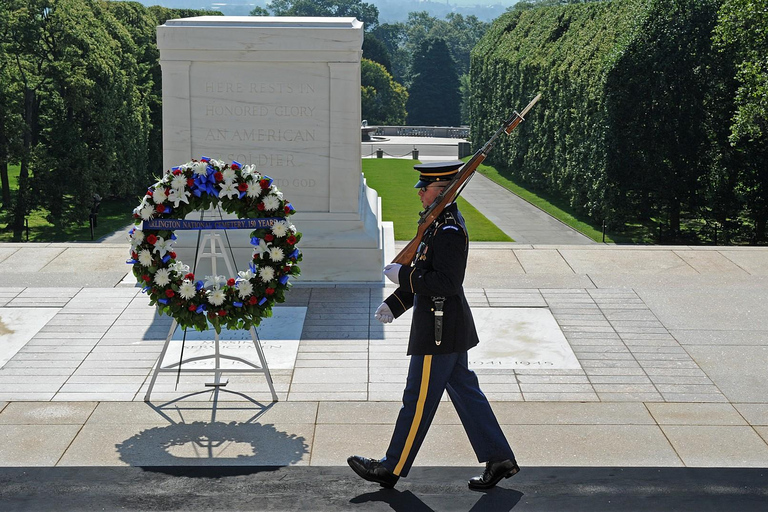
248, 296, 258, 305
188, 304, 197, 311
286, 235, 297, 245
187, 178, 195, 188
227, 278, 236, 286
165, 289, 175, 298
131, 251, 138, 259
266, 287, 275, 296
257, 202, 265, 211
283, 266, 291, 273
237, 183, 248, 192
253, 253, 260, 260
169, 251, 177, 259
214, 171, 224, 182
172, 169, 182, 176
185, 273, 195, 280
156, 204, 166, 213
264, 234, 274, 242
133, 213, 139, 219
260, 179, 270, 189
284, 206, 291, 214
146, 234, 157, 245
217, 310, 227, 317
142, 274, 150, 282
146, 190, 153, 197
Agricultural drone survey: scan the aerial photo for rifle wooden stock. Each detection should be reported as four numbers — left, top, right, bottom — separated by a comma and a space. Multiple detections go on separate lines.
392, 94, 541, 265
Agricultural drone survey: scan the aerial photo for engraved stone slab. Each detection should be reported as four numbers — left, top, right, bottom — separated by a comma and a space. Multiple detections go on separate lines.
470, 308, 581, 370
0, 308, 61, 368
168, 307, 306, 370
157, 17, 387, 282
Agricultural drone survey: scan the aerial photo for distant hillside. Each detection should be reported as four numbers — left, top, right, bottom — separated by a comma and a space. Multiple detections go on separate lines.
117, 0, 516, 22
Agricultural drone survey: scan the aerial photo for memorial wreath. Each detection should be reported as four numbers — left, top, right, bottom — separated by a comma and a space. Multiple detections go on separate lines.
127, 157, 302, 333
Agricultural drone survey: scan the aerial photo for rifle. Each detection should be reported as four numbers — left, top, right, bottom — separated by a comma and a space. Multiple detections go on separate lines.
391, 94, 542, 265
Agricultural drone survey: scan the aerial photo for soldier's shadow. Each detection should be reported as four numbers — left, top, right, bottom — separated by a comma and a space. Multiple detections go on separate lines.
115, 391, 307, 476
350, 486, 523, 511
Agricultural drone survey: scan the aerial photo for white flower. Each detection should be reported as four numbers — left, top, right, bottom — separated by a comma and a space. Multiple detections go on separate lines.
246, 180, 262, 198
139, 203, 155, 220
254, 238, 270, 257
219, 181, 239, 199
128, 228, 144, 247
207, 288, 226, 306
204, 275, 226, 289
269, 247, 284, 262
138, 249, 154, 267
170, 174, 187, 190
167, 188, 191, 208
237, 280, 253, 298
169, 261, 190, 275
222, 168, 236, 182
154, 268, 171, 287
289, 224, 297, 234
153, 237, 173, 257
179, 280, 197, 300
259, 266, 275, 282
238, 269, 255, 281
271, 220, 290, 238
193, 161, 208, 176
153, 187, 168, 204
263, 194, 281, 211
274, 189, 284, 200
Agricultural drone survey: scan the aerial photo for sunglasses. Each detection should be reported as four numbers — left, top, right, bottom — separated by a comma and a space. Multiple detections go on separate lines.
419, 184, 446, 193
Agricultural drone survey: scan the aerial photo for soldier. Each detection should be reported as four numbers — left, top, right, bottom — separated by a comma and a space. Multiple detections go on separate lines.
347, 160, 519, 491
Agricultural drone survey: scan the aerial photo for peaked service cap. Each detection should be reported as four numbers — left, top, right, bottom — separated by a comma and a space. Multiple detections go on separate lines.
413, 160, 464, 188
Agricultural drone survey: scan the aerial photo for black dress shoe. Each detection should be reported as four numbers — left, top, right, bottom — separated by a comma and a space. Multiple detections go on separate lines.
347, 455, 399, 489
468, 459, 520, 490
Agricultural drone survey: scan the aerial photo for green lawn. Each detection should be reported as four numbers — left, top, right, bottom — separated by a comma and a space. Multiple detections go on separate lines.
1, 164, 136, 242
362, 159, 513, 242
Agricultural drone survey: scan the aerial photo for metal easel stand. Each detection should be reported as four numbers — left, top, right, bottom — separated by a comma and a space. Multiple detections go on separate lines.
144, 232, 278, 402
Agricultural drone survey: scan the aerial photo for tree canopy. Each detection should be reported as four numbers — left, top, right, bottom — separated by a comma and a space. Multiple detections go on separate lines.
407, 37, 461, 126
251, 0, 379, 30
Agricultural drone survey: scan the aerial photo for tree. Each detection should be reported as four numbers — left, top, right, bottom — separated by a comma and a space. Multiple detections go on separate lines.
406, 37, 460, 126
715, 0, 768, 242
363, 33, 391, 73
256, 0, 379, 30
361, 58, 407, 125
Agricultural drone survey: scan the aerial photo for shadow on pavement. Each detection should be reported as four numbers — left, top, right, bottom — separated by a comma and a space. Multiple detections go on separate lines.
350, 486, 523, 511
116, 394, 306, 473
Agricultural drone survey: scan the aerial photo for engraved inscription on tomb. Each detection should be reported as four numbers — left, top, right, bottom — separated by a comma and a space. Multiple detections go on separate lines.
189, 63, 331, 209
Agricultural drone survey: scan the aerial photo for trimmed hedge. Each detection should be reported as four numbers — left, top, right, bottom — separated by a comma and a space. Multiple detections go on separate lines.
470, 0, 731, 236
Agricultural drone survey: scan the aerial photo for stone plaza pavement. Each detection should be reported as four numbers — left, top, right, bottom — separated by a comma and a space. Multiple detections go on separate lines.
1, 241, 768, 474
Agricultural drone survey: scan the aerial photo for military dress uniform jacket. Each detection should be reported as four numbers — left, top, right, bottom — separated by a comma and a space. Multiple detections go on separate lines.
384, 203, 480, 356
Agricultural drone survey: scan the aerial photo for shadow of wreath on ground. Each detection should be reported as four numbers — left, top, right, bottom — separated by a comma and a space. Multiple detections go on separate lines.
115, 415, 308, 475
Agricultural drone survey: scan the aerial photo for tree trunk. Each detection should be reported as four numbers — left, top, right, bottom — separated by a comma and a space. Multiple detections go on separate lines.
0, 121, 9, 207
12, 87, 35, 241
755, 214, 766, 245
669, 201, 681, 237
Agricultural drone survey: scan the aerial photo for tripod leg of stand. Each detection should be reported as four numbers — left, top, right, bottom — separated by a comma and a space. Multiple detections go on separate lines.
251, 327, 278, 402
144, 319, 178, 402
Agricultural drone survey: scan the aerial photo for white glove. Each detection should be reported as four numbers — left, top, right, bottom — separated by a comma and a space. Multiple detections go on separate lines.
375, 302, 394, 324
383, 263, 402, 285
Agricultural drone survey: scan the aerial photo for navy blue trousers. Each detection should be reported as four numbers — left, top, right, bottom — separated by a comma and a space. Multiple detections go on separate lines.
381, 351, 515, 477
